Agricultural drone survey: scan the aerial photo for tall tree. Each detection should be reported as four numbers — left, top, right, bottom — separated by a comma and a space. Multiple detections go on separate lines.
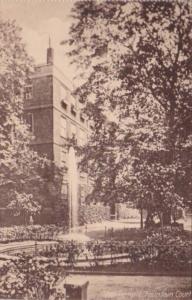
0, 18, 49, 222
65, 1, 192, 225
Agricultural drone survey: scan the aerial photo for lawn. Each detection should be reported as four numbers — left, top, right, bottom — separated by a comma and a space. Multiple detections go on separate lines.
86, 227, 148, 241
72, 261, 191, 276
86, 225, 191, 242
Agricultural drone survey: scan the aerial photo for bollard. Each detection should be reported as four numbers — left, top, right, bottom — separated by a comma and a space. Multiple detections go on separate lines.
64, 277, 89, 300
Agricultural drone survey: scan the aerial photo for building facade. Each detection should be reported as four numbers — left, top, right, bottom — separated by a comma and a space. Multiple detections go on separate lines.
23, 46, 89, 224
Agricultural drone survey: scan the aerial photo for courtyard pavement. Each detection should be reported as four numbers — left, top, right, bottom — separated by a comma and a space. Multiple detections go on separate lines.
78, 216, 192, 234
66, 274, 191, 300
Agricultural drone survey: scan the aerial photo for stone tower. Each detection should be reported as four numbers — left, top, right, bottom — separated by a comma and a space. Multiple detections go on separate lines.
23, 45, 89, 224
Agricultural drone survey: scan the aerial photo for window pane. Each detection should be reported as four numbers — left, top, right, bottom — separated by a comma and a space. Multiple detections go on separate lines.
70, 123, 76, 138
24, 113, 33, 132
60, 150, 67, 167
60, 117, 67, 137
24, 85, 32, 100
79, 129, 87, 146
61, 86, 67, 100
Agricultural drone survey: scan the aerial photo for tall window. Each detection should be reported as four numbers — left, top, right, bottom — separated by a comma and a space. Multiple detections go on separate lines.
60, 150, 67, 168
24, 113, 33, 132
61, 86, 67, 100
24, 85, 33, 100
78, 129, 87, 146
70, 123, 77, 139
60, 117, 67, 138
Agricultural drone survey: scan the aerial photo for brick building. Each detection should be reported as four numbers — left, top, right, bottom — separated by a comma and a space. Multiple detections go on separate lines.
23, 45, 89, 224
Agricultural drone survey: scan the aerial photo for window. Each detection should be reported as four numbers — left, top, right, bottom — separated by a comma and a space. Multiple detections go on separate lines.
78, 129, 87, 146
61, 100, 67, 110
70, 123, 77, 138
60, 117, 67, 138
24, 113, 33, 132
80, 113, 85, 123
60, 150, 67, 168
71, 104, 77, 116
24, 85, 32, 100
61, 86, 67, 100
60, 87, 68, 110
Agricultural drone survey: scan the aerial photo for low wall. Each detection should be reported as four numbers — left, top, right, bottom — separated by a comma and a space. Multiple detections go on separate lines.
0, 241, 58, 256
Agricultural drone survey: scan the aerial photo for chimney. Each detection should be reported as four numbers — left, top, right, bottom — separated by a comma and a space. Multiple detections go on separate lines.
47, 37, 54, 65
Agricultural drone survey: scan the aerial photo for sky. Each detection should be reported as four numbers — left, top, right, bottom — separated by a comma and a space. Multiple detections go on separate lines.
0, 0, 76, 80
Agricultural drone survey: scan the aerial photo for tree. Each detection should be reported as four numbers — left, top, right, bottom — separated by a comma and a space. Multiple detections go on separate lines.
0, 18, 50, 222
65, 1, 192, 226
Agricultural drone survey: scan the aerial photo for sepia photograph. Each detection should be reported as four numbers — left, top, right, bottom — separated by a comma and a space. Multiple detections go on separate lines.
0, 0, 191, 299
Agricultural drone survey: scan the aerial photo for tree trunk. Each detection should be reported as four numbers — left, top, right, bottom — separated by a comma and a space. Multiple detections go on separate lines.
165, 107, 176, 226
162, 209, 171, 226
145, 209, 154, 228
140, 208, 143, 229
158, 212, 164, 237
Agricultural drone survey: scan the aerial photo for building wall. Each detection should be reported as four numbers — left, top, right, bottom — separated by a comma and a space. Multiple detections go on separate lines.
32, 75, 53, 106
52, 76, 88, 164
51, 75, 89, 206
24, 71, 54, 160
23, 55, 89, 224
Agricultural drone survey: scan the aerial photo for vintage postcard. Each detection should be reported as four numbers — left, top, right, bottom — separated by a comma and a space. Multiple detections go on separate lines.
0, 0, 191, 299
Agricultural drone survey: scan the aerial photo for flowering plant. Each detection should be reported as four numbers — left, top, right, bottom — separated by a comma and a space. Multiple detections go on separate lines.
0, 225, 67, 243
37, 233, 191, 271
0, 254, 66, 300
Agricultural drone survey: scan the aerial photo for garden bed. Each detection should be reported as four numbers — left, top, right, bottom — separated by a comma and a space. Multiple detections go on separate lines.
0, 225, 67, 243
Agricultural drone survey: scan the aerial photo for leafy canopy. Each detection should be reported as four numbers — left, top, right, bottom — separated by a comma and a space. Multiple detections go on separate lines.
65, 0, 192, 220
0, 18, 47, 217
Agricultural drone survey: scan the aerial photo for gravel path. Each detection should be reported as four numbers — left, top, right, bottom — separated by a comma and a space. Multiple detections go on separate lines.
67, 275, 191, 300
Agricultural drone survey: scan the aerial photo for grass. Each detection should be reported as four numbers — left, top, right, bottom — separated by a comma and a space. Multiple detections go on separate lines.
86, 227, 147, 241
69, 261, 191, 276
86, 227, 192, 242
79, 227, 192, 276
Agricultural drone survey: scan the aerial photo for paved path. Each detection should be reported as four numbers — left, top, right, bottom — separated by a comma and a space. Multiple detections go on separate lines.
75, 219, 141, 237
77, 216, 191, 234
67, 275, 191, 300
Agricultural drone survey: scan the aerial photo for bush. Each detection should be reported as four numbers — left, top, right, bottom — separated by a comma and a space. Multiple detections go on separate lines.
141, 233, 192, 270
79, 203, 110, 225
35, 233, 191, 271
0, 254, 66, 300
0, 225, 67, 243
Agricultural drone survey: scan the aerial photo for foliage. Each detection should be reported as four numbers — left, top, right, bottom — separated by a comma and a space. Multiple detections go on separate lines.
139, 232, 191, 270
35, 229, 191, 271
79, 203, 110, 225
0, 225, 67, 243
65, 1, 192, 224
0, 254, 66, 300
0, 18, 43, 217
7, 192, 41, 217
0, 18, 66, 222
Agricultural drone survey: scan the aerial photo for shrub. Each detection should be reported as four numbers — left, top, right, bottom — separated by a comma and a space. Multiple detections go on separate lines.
0, 254, 66, 300
141, 233, 192, 270
79, 204, 110, 225
35, 233, 191, 271
0, 225, 67, 243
